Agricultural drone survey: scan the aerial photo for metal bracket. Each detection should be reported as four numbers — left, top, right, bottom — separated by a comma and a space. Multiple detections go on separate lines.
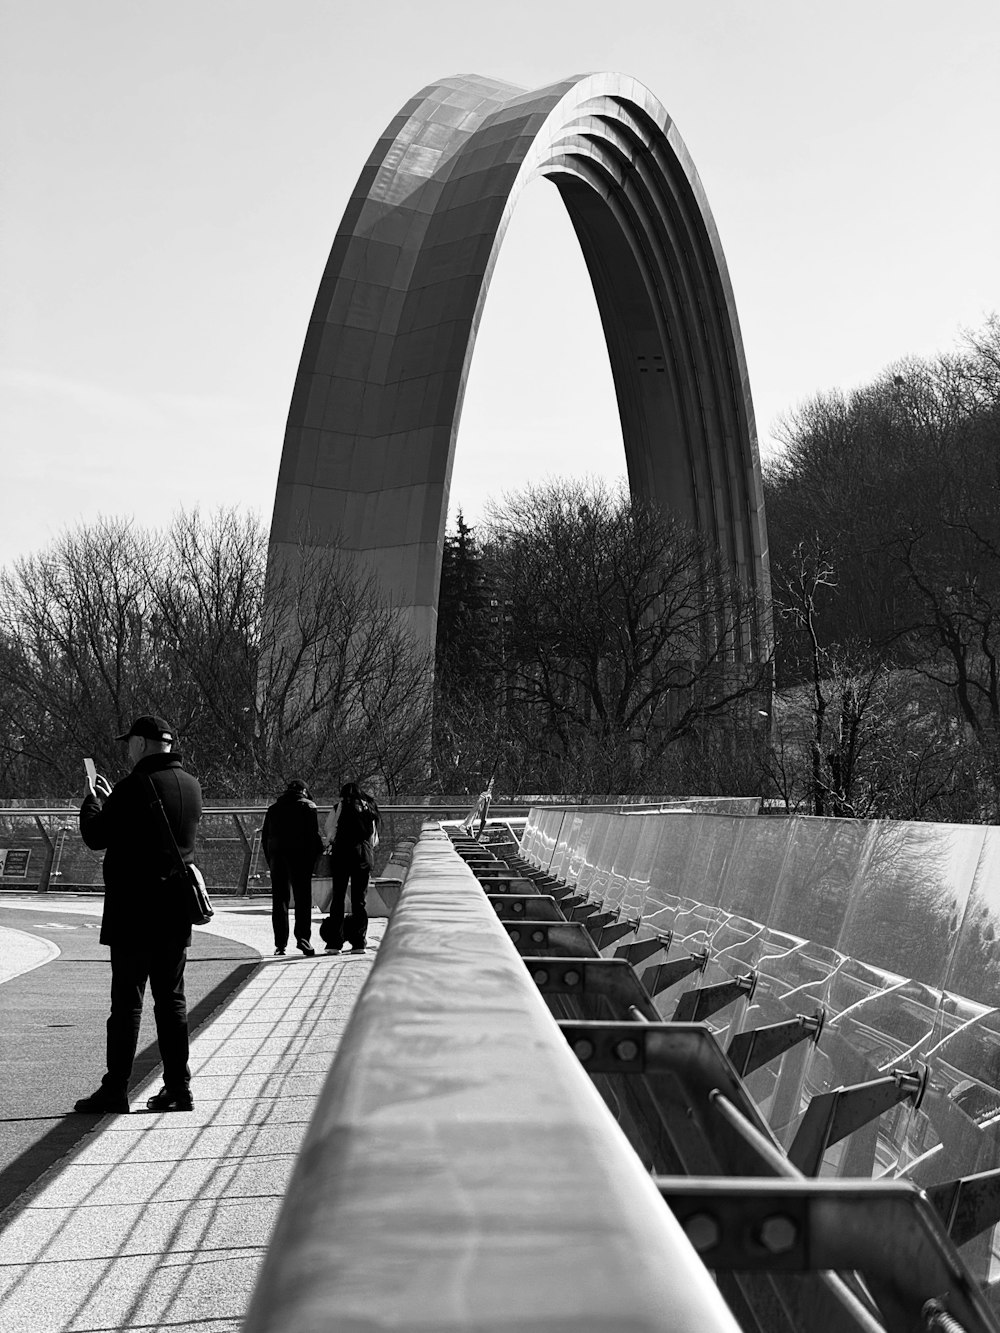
641, 947, 710, 997
479, 877, 540, 895
598, 913, 642, 949
726, 1009, 825, 1079
526, 958, 660, 1020
487, 894, 563, 922
559, 894, 589, 911
654, 1177, 995, 1333
673, 971, 758, 1023
503, 920, 599, 958
582, 913, 619, 945
614, 925, 670, 966
789, 1065, 929, 1175
523, 874, 573, 899
567, 901, 604, 922
926, 1165, 1000, 1247
557, 1020, 779, 1152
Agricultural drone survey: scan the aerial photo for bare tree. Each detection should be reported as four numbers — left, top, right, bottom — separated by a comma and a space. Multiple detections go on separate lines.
0, 510, 432, 798
468, 478, 769, 793
765, 540, 970, 819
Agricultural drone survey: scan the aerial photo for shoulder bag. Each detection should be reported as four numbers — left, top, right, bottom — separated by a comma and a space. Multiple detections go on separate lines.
147, 777, 214, 927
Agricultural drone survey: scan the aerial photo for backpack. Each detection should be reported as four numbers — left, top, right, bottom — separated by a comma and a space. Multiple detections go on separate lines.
337, 795, 377, 845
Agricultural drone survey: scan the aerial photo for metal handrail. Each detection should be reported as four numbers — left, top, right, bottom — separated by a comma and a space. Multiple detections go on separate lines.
242, 824, 741, 1333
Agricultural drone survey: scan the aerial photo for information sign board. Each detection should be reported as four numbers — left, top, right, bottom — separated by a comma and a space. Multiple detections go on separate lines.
0, 848, 31, 877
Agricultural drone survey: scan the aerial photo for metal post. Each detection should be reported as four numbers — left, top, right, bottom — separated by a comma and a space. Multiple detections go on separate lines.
33, 814, 55, 894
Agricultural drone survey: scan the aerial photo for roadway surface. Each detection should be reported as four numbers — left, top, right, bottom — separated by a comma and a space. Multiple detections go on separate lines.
0, 901, 259, 1216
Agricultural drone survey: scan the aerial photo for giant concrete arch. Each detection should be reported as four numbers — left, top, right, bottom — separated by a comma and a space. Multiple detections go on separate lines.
269, 72, 771, 659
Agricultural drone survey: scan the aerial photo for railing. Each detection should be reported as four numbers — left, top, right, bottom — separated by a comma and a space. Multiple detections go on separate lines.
243, 824, 741, 1333
514, 805, 1000, 1326
245, 819, 1000, 1331
0, 804, 532, 894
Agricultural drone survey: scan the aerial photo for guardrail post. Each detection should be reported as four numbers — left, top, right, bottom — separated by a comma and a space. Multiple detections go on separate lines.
232, 813, 253, 895
33, 815, 55, 894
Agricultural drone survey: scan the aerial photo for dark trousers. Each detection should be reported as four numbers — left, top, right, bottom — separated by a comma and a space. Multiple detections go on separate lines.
329, 861, 370, 946
105, 943, 190, 1095
271, 858, 314, 948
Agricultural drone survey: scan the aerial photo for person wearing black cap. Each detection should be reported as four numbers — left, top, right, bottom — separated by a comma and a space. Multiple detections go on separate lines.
74, 714, 202, 1114
260, 779, 324, 956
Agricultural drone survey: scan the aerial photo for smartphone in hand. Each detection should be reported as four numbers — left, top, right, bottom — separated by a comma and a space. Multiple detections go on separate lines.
83, 757, 97, 786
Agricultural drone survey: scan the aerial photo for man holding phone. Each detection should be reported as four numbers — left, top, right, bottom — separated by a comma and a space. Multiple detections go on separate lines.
74, 715, 202, 1114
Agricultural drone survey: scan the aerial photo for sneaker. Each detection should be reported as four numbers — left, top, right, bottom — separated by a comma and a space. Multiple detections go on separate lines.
273, 947, 286, 956
296, 939, 316, 957
73, 1087, 129, 1114
350, 943, 367, 953
323, 944, 343, 954
146, 1087, 194, 1112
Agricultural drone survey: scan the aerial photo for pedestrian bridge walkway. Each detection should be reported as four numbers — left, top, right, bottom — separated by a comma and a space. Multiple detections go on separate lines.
0, 905, 383, 1333
3, 811, 1000, 1332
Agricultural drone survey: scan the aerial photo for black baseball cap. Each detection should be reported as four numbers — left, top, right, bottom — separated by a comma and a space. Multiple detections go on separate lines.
118, 715, 174, 743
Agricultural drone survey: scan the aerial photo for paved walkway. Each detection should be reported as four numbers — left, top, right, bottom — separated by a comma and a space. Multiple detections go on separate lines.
0, 898, 383, 1333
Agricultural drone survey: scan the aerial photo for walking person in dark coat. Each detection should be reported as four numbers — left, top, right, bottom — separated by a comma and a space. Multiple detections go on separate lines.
75, 715, 202, 1114
321, 782, 380, 953
261, 779, 324, 957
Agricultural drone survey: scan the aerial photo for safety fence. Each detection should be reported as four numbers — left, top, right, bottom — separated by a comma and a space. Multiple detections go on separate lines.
0, 804, 535, 893
516, 805, 1000, 1327
0, 797, 759, 894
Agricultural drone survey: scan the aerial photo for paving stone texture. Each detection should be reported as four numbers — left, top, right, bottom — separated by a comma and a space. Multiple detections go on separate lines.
0, 904, 382, 1332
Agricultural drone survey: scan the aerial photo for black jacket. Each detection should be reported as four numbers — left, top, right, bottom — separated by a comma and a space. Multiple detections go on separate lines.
80, 751, 203, 947
329, 792, 381, 873
261, 791, 324, 870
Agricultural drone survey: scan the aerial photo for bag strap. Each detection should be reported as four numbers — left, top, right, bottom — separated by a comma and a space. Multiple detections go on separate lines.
146, 775, 189, 877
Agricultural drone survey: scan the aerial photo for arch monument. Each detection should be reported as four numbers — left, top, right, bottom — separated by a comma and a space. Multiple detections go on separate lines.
268, 72, 771, 660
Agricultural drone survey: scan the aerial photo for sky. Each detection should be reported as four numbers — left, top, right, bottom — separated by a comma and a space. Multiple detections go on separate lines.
2, 0, 999, 570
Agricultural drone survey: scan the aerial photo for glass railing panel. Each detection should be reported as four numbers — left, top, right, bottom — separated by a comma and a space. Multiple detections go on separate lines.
517, 809, 542, 862
578, 813, 619, 899
667, 895, 722, 955
741, 939, 829, 1133
903, 989, 1000, 1290
616, 813, 669, 921
681, 816, 744, 911
946, 824, 1000, 1007
720, 816, 794, 923
838, 820, 985, 989
569, 812, 601, 897
604, 815, 642, 912
521, 808, 560, 867
589, 817, 627, 906
560, 810, 594, 884
769, 817, 875, 949
594, 815, 634, 911
710, 911, 770, 974
643, 814, 703, 924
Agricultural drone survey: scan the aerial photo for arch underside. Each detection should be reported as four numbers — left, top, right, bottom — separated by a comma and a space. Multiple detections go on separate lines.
268, 73, 771, 660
